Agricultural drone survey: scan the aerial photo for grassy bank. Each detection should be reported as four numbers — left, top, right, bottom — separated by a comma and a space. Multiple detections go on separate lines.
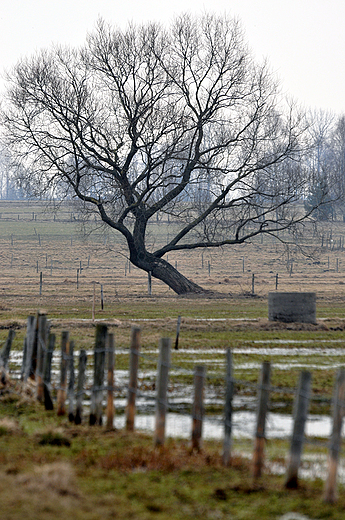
0, 390, 344, 520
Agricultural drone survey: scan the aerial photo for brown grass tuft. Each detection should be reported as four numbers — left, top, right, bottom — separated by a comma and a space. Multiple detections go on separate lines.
0, 417, 22, 435
17, 462, 78, 496
94, 441, 224, 473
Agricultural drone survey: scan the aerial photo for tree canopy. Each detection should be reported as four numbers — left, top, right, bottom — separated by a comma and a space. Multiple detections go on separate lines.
1, 14, 319, 293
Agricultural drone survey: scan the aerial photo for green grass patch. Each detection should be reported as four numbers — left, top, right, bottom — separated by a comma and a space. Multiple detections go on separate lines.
0, 400, 344, 520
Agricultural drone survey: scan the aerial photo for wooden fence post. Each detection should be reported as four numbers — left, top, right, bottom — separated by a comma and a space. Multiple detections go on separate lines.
31, 311, 43, 379
174, 316, 182, 350
21, 336, 27, 382
222, 348, 234, 466
0, 329, 16, 384
192, 365, 206, 452
126, 326, 141, 431
324, 369, 345, 503
154, 337, 171, 447
36, 314, 48, 402
57, 331, 70, 416
68, 340, 75, 422
148, 271, 152, 296
75, 349, 87, 425
23, 315, 37, 382
43, 333, 55, 411
92, 281, 96, 321
253, 361, 271, 479
106, 333, 115, 429
25, 313, 41, 382
90, 324, 107, 425
285, 370, 312, 488
101, 284, 104, 310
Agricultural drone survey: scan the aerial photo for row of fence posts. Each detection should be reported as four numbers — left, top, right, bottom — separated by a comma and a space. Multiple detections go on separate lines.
321, 234, 344, 251
17, 255, 342, 298
250, 362, 345, 503
0, 316, 344, 503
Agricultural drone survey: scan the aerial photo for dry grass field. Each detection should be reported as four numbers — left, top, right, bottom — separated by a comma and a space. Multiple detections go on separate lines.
1, 199, 345, 321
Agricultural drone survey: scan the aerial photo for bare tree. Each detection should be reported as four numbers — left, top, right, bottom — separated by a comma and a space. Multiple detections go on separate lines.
304, 110, 336, 220
332, 115, 345, 206
0, 147, 23, 199
1, 14, 314, 294
303, 111, 345, 221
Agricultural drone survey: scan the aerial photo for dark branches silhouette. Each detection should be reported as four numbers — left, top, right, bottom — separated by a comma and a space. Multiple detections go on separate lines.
1, 13, 316, 294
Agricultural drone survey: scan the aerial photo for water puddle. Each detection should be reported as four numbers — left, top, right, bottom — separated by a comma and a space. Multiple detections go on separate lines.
8, 349, 338, 442
233, 346, 345, 354
132, 318, 259, 322
110, 408, 336, 440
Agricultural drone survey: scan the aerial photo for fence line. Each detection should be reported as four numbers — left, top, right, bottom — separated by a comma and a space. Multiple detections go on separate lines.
0, 318, 344, 501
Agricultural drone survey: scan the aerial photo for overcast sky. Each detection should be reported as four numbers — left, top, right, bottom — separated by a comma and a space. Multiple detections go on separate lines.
0, 0, 344, 114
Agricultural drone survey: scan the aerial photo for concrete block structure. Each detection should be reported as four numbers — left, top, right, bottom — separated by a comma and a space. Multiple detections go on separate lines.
268, 292, 316, 324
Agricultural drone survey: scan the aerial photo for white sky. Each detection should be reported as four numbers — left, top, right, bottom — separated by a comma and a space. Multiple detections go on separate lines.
0, 0, 344, 114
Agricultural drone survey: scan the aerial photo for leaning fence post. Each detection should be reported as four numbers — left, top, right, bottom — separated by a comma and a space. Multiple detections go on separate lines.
36, 314, 48, 402
75, 349, 87, 425
285, 370, 312, 488
126, 326, 141, 431
106, 333, 115, 429
154, 337, 171, 446
68, 340, 75, 422
57, 331, 70, 416
192, 365, 206, 452
30, 311, 42, 380
324, 369, 345, 503
90, 324, 107, 426
24, 315, 37, 381
43, 333, 55, 411
222, 348, 234, 466
0, 329, 16, 384
253, 361, 271, 479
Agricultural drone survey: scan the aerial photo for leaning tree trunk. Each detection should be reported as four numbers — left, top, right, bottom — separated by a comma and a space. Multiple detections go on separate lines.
130, 250, 209, 295
151, 257, 208, 294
